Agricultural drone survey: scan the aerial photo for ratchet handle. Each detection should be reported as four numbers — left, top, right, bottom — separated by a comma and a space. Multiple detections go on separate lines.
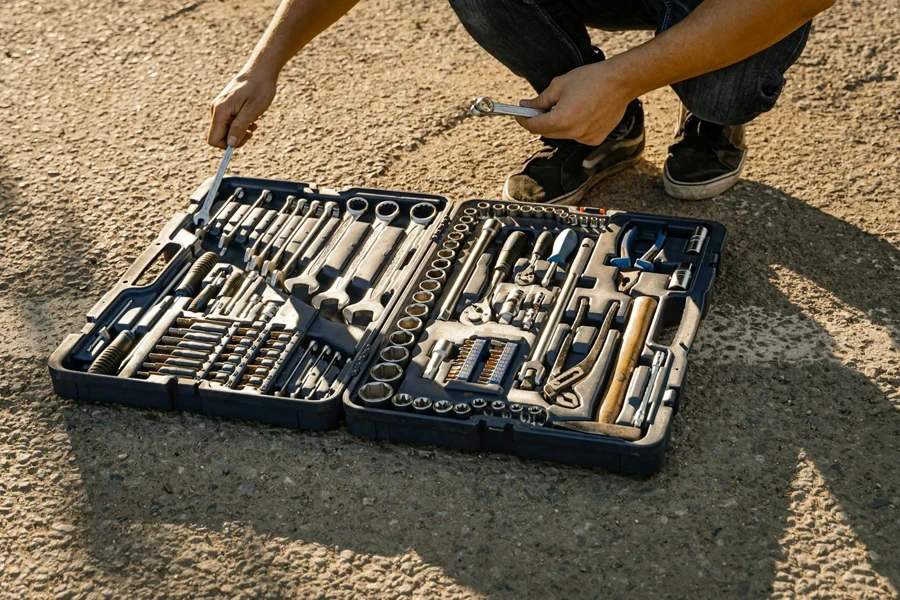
495, 231, 529, 278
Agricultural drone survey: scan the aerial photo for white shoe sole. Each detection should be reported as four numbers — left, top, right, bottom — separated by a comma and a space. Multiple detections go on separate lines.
663, 153, 746, 201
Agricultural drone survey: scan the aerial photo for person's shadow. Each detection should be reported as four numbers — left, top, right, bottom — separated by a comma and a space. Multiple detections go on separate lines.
12, 155, 897, 597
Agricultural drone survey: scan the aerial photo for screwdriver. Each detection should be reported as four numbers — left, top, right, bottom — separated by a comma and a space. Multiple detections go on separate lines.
540, 229, 578, 288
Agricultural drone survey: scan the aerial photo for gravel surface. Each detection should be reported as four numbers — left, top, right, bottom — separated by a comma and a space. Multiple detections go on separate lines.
1, 0, 898, 598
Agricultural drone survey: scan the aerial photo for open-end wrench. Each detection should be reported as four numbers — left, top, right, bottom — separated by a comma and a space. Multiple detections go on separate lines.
470, 97, 546, 118
194, 145, 234, 228
311, 201, 400, 311
261, 200, 322, 276
270, 201, 341, 286
437, 218, 502, 321
246, 196, 304, 273
460, 230, 528, 326
342, 202, 438, 324
515, 231, 553, 286
281, 197, 369, 295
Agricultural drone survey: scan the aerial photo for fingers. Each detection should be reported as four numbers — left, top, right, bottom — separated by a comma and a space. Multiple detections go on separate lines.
516, 78, 566, 136
207, 98, 234, 149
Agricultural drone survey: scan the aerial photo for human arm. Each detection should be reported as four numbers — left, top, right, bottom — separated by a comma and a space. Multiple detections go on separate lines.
207, 0, 361, 148
517, 0, 836, 145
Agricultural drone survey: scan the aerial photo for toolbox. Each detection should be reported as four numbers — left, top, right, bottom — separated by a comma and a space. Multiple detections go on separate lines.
49, 175, 726, 474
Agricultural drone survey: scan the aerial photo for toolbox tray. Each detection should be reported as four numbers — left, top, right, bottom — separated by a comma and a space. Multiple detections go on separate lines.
49, 177, 725, 473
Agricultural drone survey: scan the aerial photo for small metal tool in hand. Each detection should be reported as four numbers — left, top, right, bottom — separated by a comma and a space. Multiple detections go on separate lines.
194, 145, 235, 228
470, 97, 547, 118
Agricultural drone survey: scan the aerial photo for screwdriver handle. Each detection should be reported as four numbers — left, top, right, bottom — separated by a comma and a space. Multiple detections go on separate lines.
531, 231, 554, 260
495, 231, 529, 278
547, 228, 579, 266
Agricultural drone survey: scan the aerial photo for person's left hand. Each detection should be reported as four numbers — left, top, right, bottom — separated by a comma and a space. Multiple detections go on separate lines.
516, 60, 637, 146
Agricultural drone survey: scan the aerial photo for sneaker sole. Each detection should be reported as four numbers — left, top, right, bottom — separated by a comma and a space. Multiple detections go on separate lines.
502, 148, 643, 206
662, 153, 746, 201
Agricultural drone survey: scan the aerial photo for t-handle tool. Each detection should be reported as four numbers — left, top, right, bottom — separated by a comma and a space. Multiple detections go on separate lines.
470, 97, 546, 118
541, 228, 578, 287
515, 231, 553, 286
193, 145, 235, 228
460, 230, 529, 325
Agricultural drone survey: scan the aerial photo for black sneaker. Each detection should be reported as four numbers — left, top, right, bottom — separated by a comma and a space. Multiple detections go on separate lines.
663, 108, 747, 200
502, 99, 645, 204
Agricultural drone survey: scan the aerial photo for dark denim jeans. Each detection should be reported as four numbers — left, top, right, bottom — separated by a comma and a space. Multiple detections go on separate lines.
448, 0, 811, 126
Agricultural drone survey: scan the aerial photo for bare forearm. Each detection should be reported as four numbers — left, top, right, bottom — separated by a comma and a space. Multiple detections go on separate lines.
243, 0, 361, 78
614, 0, 834, 97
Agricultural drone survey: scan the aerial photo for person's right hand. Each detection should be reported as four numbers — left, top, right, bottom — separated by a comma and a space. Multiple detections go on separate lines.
207, 72, 277, 149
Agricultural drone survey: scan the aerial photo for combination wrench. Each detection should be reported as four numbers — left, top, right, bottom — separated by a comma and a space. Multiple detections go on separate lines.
470, 97, 547, 118
246, 197, 305, 273
280, 197, 369, 295
193, 145, 234, 228
270, 201, 341, 285
342, 202, 438, 324
311, 201, 400, 311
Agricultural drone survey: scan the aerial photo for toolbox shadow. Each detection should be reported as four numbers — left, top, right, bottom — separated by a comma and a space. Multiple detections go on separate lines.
57, 177, 899, 597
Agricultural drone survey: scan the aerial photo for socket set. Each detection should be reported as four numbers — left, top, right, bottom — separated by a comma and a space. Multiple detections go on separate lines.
345, 199, 725, 473
49, 179, 725, 472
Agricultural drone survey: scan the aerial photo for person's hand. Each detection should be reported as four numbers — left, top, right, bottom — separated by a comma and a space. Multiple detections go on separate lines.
207, 71, 277, 149
515, 60, 638, 146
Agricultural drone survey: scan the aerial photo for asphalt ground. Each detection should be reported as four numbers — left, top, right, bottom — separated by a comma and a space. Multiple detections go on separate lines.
1, 0, 898, 597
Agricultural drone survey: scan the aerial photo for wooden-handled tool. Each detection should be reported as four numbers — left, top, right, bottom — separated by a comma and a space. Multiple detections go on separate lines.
554, 295, 658, 441
596, 295, 658, 422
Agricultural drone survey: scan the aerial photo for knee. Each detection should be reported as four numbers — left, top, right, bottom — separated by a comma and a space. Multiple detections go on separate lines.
672, 70, 785, 126
448, 0, 506, 36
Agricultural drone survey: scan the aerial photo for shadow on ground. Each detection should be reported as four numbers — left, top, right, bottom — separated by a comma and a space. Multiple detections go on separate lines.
52, 166, 900, 597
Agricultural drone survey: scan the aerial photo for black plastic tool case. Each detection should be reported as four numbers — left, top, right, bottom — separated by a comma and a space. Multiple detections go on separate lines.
49, 177, 725, 473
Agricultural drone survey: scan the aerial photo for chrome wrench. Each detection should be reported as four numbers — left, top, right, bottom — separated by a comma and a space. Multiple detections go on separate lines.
342, 202, 437, 324
261, 200, 321, 276
311, 201, 400, 311
269, 201, 341, 285
280, 196, 369, 295
470, 97, 546, 118
246, 196, 305, 273
244, 196, 294, 265
194, 145, 235, 227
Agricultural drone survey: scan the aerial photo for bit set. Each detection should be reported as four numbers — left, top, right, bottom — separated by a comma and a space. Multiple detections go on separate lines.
50, 169, 724, 472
